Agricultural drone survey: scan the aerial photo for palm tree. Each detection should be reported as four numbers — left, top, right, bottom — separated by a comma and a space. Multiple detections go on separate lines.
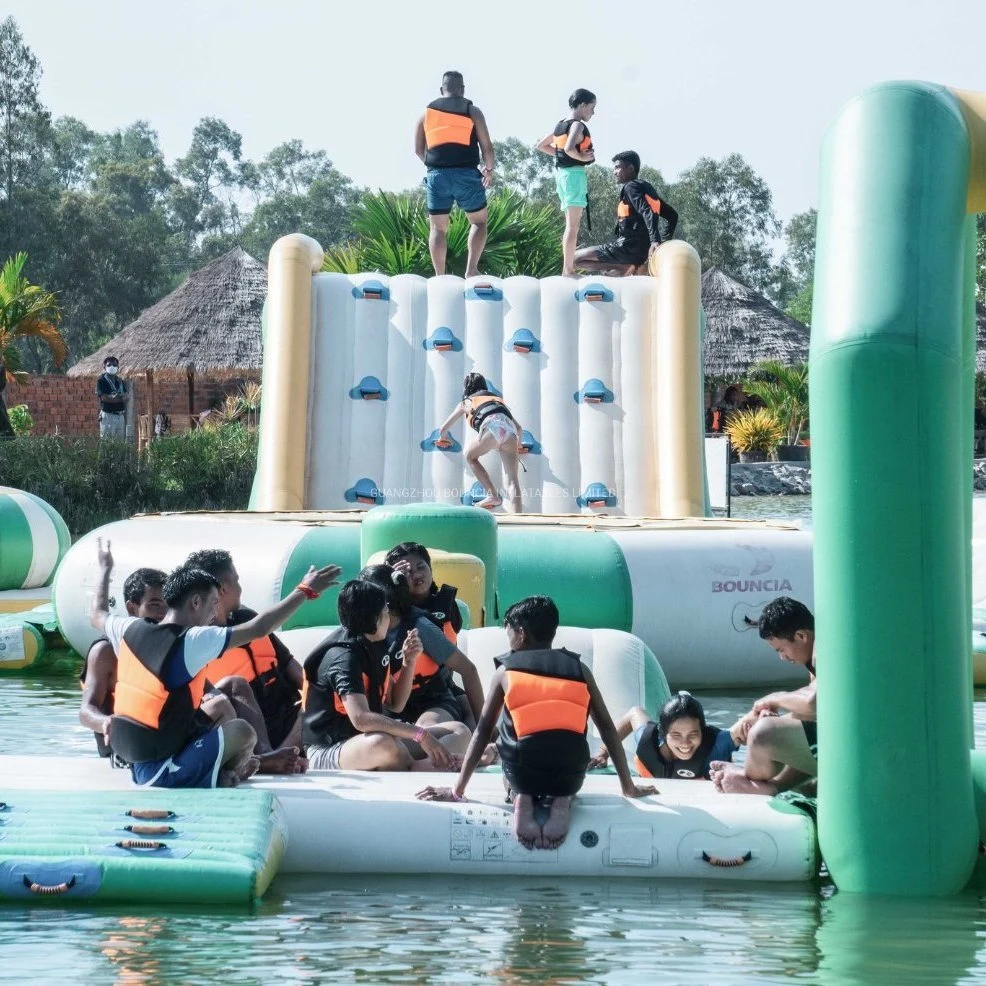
0, 253, 67, 438
322, 190, 564, 278
744, 360, 809, 446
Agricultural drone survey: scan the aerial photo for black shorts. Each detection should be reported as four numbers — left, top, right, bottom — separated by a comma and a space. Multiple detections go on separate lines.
801, 720, 818, 758
502, 761, 586, 799
394, 693, 463, 724
590, 237, 649, 267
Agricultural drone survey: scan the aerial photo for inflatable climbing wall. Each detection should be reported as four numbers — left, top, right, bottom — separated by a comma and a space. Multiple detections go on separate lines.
253, 238, 705, 516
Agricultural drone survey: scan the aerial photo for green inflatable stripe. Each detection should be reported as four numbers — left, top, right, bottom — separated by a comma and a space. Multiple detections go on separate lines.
0, 495, 33, 590
280, 525, 363, 629
812, 82, 978, 895
497, 529, 632, 630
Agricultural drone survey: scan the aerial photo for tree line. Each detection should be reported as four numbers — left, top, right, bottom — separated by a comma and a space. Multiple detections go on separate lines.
2, 17, 983, 373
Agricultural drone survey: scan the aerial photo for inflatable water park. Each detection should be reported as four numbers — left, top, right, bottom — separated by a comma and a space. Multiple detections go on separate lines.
1, 80, 986, 903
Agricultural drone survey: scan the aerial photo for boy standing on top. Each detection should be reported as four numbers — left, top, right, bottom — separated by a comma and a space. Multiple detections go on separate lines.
575, 151, 678, 275
414, 71, 495, 278
417, 596, 655, 850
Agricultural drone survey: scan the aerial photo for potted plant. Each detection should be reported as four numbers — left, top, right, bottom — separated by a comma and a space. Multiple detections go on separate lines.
744, 361, 809, 461
724, 407, 785, 463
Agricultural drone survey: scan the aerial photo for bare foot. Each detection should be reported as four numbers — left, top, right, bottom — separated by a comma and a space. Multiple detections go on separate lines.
235, 756, 261, 783
256, 747, 303, 775
479, 744, 499, 767
540, 796, 572, 849
513, 794, 540, 850
713, 764, 777, 796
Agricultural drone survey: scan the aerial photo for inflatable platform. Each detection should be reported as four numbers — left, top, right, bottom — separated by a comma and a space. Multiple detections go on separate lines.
0, 787, 285, 904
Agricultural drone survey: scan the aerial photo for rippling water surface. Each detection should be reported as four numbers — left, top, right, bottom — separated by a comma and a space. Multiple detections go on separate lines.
6, 496, 986, 984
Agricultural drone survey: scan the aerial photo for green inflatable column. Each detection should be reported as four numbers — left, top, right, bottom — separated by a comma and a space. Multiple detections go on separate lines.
360, 504, 498, 623
812, 82, 978, 894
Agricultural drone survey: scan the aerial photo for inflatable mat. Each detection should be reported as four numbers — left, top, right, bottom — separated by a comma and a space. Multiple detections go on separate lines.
0, 787, 286, 905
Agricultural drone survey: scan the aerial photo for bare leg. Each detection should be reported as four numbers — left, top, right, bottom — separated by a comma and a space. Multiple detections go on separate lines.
499, 445, 523, 513
465, 430, 500, 501
415, 707, 456, 727
336, 733, 413, 771
403, 722, 471, 770
561, 206, 584, 276
540, 795, 573, 849
429, 214, 450, 276
217, 676, 273, 753
217, 719, 260, 787
464, 207, 489, 277
711, 716, 816, 795
513, 793, 541, 850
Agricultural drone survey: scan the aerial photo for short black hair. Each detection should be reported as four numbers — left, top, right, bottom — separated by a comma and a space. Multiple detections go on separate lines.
612, 150, 641, 177
659, 691, 707, 735
103, 356, 119, 366
504, 595, 559, 646
463, 372, 488, 398
123, 567, 166, 607
359, 563, 413, 620
337, 579, 388, 636
568, 88, 596, 109
442, 70, 464, 95
184, 548, 234, 580
385, 542, 432, 568
757, 597, 814, 641
163, 565, 221, 609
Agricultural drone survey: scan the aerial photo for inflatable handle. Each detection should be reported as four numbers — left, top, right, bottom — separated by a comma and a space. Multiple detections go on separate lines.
126, 809, 175, 820
115, 839, 167, 851
421, 431, 462, 454
576, 283, 614, 303
124, 824, 174, 836
22, 874, 76, 896
351, 281, 390, 301
701, 850, 752, 868
465, 282, 503, 301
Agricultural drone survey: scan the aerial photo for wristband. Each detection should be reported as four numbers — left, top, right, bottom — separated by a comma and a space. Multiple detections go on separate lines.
414, 726, 426, 744
450, 791, 465, 802
296, 583, 319, 600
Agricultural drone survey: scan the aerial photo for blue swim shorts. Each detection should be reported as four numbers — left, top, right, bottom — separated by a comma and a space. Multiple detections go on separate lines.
131, 724, 225, 789
425, 167, 487, 216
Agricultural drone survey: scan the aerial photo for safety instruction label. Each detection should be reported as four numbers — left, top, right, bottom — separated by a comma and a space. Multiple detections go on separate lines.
0, 627, 26, 664
449, 803, 556, 863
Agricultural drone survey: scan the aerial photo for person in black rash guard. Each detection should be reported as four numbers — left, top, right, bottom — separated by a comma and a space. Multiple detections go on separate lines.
574, 150, 678, 275
359, 564, 483, 732
302, 580, 469, 772
417, 596, 656, 851
590, 692, 743, 780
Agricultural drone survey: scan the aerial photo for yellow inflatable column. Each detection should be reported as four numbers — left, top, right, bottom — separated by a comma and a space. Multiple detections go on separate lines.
255, 234, 324, 511
650, 241, 705, 518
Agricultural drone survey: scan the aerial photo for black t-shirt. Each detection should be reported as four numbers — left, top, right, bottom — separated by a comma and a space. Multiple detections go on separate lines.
616, 180, 679, 246
96, 372, 127, 413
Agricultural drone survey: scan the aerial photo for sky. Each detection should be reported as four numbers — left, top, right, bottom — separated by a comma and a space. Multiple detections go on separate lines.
5, 0, 986, 227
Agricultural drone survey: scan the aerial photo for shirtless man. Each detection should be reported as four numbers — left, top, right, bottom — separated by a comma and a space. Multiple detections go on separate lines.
710, 597, 817, 795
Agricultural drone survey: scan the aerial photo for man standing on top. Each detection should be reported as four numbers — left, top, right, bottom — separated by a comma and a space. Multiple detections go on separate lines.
95, 355, 128, 439
414, 71, 495, 278
574, 151, 678, 276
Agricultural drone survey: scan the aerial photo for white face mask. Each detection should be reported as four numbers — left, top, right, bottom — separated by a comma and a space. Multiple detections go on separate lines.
105, 365, 119, 375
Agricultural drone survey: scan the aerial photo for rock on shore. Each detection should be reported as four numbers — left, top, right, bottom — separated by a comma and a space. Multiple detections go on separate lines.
732, 460, 986, 495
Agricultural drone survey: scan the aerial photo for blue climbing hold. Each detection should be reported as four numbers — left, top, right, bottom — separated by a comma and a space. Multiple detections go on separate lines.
504, 329, 541, 354
348, 376, 390, 401
577, 483, 618, 509
421, 430, 461, 453
460, 481, 488, 506
344, 478, 385, 506
519, 430, 542, 455
351, 280, 390, 301
423, 326, 463, 352
465, 282, 503, 301
574, 378, 614, 404
575, 283, 613, 303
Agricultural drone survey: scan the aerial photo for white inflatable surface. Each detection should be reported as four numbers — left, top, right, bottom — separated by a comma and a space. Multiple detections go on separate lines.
302, 274, 672, 515
0, 757, 817, 882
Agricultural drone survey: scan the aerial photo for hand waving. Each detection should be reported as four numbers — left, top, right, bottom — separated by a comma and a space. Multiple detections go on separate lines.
96, 537, 114, 572
302, 564, 343, 594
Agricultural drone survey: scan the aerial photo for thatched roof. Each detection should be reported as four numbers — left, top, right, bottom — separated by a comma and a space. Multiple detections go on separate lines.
67, 247, 267, 379
702, 267, 810, 379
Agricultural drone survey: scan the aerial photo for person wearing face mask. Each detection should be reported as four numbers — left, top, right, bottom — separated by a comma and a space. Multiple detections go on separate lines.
96, 356, 128, 439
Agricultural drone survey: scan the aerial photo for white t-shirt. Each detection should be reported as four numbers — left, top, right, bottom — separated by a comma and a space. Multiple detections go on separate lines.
104, 616, 231, 678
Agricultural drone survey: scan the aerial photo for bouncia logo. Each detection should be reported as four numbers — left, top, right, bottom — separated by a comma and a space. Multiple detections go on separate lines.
710, 544, 793, 594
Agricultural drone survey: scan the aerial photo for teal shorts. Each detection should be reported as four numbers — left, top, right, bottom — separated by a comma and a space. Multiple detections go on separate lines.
555, 167, 588, 209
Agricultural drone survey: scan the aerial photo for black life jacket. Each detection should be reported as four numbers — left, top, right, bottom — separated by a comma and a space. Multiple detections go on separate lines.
302, 627, 391, 746
496, 648, 590, 776
421, 583, 462, 638
552, 118, 593, 168
465, 391, 514, 433
634, 721, 720, 780
80, 636, 114, 758
615, 179, 666, 240
109, 621, 211, 765
423, 97, 480, 169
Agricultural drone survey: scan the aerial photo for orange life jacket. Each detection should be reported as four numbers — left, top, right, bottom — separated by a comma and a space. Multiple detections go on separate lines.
424, 97, 480, 169
552, 118, 593, 168
496, 648, 591, 776
110, 621, 211, 764
205, 635, 278, 686
617, 193, 664, 219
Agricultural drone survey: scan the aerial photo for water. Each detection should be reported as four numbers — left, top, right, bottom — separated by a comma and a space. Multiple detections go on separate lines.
6, 496, 986, 984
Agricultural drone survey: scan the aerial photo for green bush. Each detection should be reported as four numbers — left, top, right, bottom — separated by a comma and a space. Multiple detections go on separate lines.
0, 424, 258, 538
7, 403, 34, 436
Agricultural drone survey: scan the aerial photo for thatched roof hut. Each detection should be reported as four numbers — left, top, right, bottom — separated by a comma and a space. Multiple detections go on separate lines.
67, 247, 267, 380
702, 267, 810, 379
